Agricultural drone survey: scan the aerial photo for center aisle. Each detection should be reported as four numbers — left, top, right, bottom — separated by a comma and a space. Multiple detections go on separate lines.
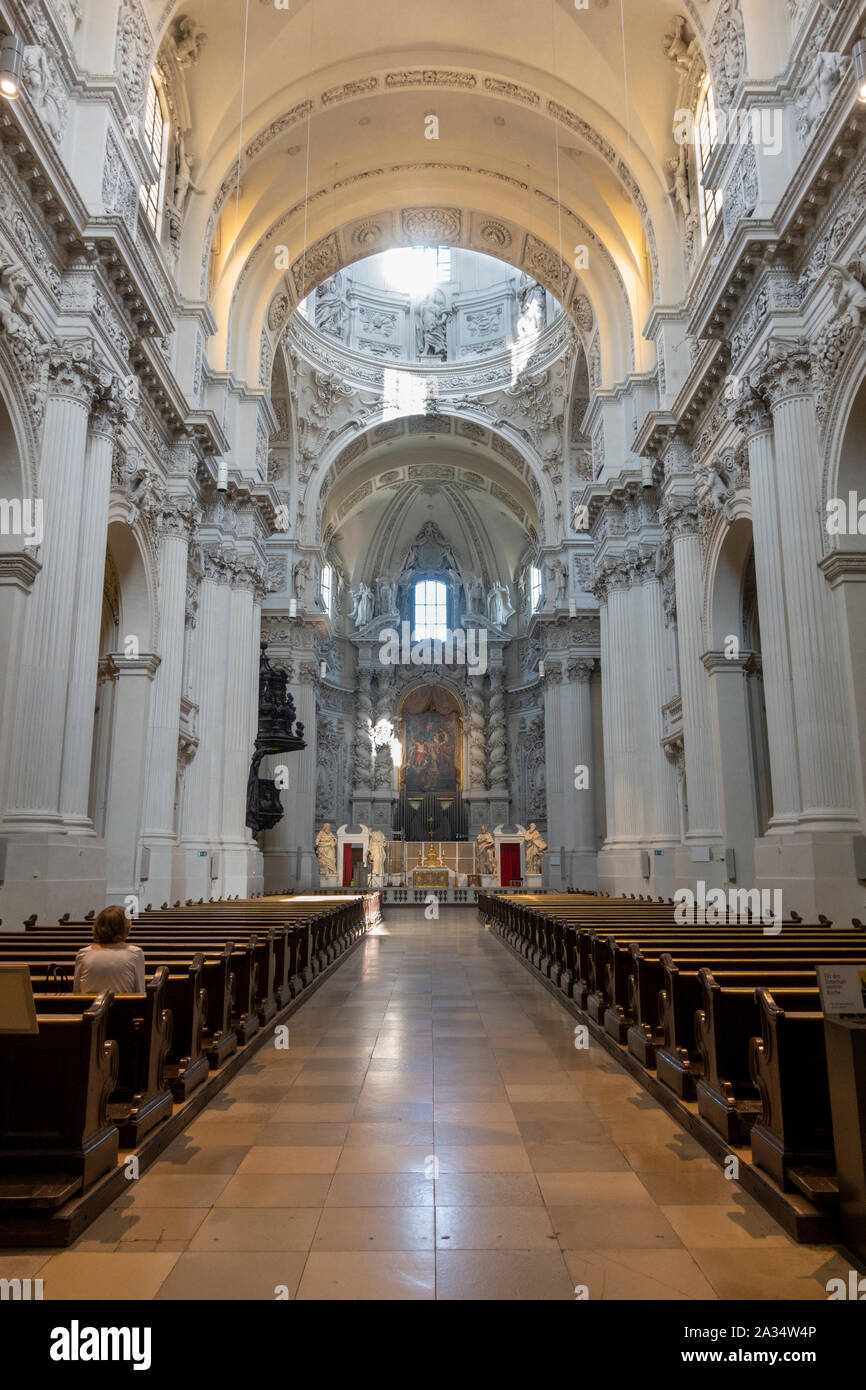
29, 909, 849, 1300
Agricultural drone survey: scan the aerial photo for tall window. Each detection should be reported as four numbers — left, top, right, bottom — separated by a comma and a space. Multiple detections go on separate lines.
696, 77, 723, 240
140, 74, 168, 233
413, 579, 448, 640
530, 565, 542, 612
435, 246, 451, 283
320, 563, 333, 614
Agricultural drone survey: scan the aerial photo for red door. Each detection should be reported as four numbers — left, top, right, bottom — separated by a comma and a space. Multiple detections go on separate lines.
499, 843, 521, 887
342, 844, 354, 887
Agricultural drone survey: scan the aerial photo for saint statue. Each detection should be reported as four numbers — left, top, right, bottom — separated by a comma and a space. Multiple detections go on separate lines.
524, 822, 548, 874
350, 582, 374, 628
416, 288, 450, 359
488, 581, 515, 628
316, 273, 347, 340
476, 824, 496, 876
314, 822, 338, 879
368, 829, 388, 879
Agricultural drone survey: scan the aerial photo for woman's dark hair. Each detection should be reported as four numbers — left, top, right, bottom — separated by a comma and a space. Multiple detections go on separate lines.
92, 905, 129, 944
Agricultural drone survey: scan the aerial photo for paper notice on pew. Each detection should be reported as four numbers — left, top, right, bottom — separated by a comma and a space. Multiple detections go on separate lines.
816, 965, 866, 1019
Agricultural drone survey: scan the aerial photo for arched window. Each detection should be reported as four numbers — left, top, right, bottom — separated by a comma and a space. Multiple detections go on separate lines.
413, 579, 448, 640
140, 74, 169, 234
530, 565, 542, 613
320, 563, 333, 614
696, 76, 723, 239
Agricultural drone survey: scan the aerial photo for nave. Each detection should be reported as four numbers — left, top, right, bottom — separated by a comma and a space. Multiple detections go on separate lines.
3, 910, 851, 1302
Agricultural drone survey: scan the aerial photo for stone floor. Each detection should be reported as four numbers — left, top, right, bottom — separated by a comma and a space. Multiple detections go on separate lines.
2, 910, 852, 1300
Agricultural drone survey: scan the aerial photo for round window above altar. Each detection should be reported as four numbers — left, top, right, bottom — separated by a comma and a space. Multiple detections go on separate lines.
297, 246, 564, 367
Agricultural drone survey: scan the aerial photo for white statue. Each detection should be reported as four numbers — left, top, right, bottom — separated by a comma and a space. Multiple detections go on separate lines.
476, 824, 496, 876
517, 280, 546, 339
0, 259, 33, 339
368, 829, 388, 878
464, 574, 485, 613
829, 260, 866, 332
172, 14, 208, 68
292, 558, 310, 602
22, 46, 63, 144
315, 822, 338, 879
351, 582, 374, 628
488, 581, 515, 628
416, 288, 450, 359
663, 15, 696, 72
376, 576, 398, 614
666, 145, 691, 222
316, 273, 347, 340
524, 822, 548, 874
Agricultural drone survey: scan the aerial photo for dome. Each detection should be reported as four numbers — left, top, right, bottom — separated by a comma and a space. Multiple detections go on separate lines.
298, 246, 564, 367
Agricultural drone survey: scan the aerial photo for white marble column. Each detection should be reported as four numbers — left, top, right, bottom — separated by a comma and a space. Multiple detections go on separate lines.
636, 568, 681, 843
59, 377, 136, 827
2, 341, 100, 827
730, 385, 800, 822
756, 343, 856, 823
220, 567, 259, 865
664, 500, 724, 841
179, 554, 228, 892
352, 664, 374, 813
101, 654, 160, 903
599, 564, 638, 844
544, 657, 597, 884
140, 495, 198, 903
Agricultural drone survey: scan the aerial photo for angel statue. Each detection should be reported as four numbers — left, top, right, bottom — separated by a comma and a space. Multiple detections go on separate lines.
829, 260, 866, 333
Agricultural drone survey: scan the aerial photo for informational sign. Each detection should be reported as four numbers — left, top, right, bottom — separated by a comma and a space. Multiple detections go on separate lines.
816, 964, 866, 1020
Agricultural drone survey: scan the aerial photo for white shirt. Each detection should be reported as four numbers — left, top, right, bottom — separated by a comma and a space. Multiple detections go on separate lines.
73, 944, 146, 994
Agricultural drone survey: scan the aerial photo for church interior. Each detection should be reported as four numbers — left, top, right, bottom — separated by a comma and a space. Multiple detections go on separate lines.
1, 0, 866, 1323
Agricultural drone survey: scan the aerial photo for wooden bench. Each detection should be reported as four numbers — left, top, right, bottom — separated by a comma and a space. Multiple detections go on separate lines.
694, 971, 821, 1144
749, 988, 834, 1191
0, 991, 119, 1209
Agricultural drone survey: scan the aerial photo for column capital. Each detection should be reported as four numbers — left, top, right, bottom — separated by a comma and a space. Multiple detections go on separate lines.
660, 494, 700, 541
91, 373, 139, 440
160, 494, 201, 541
727, 380, 773, 439
48, 337, 105, 406
567, 657, 595, 682
751, 337, 813, 410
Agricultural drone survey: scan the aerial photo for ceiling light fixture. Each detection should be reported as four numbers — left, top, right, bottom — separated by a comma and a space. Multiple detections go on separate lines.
0, 34, 24, 100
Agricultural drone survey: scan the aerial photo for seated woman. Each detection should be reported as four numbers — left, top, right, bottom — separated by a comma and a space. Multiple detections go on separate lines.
73, 905, 146, 994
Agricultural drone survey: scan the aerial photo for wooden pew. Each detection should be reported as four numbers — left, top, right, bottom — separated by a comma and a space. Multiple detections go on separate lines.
0, 991, 119, 1209
694, 971, 821, 1144
749, 988, 834, 1191
31, 968, 173, 1147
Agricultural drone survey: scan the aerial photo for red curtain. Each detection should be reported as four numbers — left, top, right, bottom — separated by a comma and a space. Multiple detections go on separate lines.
342, 844, 354, 887
500, 843, 521, 887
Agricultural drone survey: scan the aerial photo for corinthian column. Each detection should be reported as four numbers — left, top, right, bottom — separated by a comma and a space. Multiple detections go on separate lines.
753, 341, 856, 824
2, 340, 102, 827
544, 657, 597, 886
662, 497, 723, 841
486, 667, 508, 801
140, 494, 199, 902
635, 559, 680, 843
179, 551, 230, 891
352, 665, 374, 797
729, 384, 800, 823
60, 375, 138, 827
